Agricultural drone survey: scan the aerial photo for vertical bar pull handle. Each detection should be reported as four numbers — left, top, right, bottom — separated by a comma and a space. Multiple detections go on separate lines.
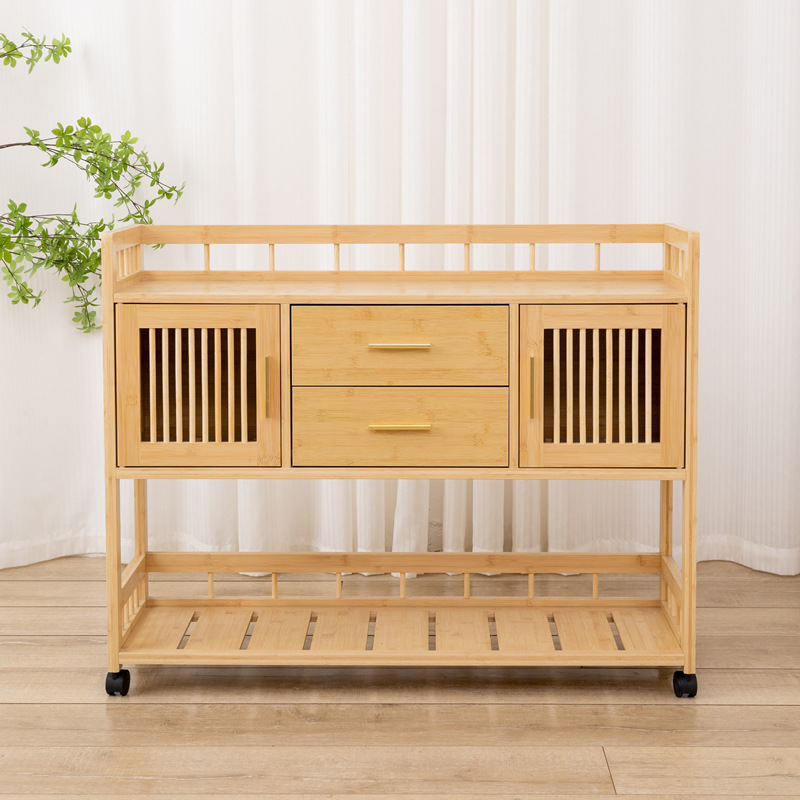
265, 356, 270, 417
530, 356, 535, 418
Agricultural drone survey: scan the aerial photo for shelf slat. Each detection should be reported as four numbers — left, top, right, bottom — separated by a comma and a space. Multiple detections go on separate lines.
373, 608, 429, 652
435, 609, 492, 653
125, 607, 194, 651
554, 609, 619, 652
310, 608, 371, 652
249, 608, 311, 651
494, 608, 555, 652
183, 607, 252, 651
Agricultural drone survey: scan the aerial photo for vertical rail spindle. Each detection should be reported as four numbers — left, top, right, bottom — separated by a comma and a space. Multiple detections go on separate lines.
240, 328, 248, 441
175, 328, 183, 443
566, 329, 574, 443
553, 329, 560, 444
214, 328, 222, 442
148, 329, 157, 442
606, 329, 613, 442
632, 329, 639, 444
592, 328, 599, 443
201, 328, 209, 443
619, 329, 626, 443
161, 328, 169, 442
227, 328, 235, 441
188, 328, 196, 442
579, 329, 586, 443
645, 329, 653, 443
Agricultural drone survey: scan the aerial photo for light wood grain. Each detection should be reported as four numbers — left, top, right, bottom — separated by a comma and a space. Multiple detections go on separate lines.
494, 608, 555, 652
435, 609, 492, 653
249, 608, 311, 651
310, 608, 371, 651
184, 607, 252, 651
292, 387, 508, 467
605, 747, 800, 795
125, 607, 194, 651
115, 305, 280, 467
3, 703, 800, 748
114, 272, 689, 305
291, 304, 508, 386
554, 609, 619, 652
0, 744, 615, 794
132, 222, 667, 245
144, 551, 662, 575
100, 223, 701, 691
11, 796, 800, 800
373, 608, 429, 652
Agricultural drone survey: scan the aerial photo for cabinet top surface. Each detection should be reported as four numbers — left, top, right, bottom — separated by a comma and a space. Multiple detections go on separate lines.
113, 271, 687, 304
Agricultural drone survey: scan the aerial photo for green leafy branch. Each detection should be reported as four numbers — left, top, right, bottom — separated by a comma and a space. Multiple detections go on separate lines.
1, 31, 184, 331
0, 30, 71, 72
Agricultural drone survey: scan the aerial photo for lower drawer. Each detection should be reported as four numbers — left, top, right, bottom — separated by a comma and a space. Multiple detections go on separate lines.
292, 387, 508, 467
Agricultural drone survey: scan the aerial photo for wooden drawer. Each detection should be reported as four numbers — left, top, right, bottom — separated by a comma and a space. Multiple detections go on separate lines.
292, 387, 508, 466
291, 305, 508, 386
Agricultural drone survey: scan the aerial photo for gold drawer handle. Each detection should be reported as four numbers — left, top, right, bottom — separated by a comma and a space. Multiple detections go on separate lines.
368, 424, 432, 432
367, 342, 431, 349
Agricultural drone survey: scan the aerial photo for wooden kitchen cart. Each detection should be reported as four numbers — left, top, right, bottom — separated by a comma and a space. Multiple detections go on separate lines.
102, 224, 699, 698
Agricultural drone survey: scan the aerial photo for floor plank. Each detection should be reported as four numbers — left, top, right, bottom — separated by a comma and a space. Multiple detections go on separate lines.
0, 606, 106, 635
0, 745, 614, 794
13, 796, 800, 800
2, 662, 800, 705
0, 703, 797, 748
606, 746, 800, 795
14, 797, 800, 800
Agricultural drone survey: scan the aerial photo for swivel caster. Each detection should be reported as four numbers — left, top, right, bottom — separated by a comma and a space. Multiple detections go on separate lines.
105, 669, 131, 696
673, 670, 697, 698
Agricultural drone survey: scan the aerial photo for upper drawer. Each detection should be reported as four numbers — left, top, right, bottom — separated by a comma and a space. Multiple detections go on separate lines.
291, 305, 508, 386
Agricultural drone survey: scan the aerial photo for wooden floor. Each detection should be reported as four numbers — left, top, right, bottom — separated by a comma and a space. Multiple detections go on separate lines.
0, 557, 798, 798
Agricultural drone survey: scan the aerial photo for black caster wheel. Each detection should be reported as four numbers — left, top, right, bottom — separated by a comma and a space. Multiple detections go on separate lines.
673, 670, 697, 698
105, 669, 131, 696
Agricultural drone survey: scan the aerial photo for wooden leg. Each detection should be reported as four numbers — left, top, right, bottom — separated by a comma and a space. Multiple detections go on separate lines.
681, 476, 697, 674
105, 476, 122, 673
134, 479, 149, 604
659, 480, 673, 557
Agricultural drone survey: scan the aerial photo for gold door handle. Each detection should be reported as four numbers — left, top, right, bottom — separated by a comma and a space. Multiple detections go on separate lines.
265, 356, 270, 417
368, 424, 432, 432
367, 343, 431, 349
530, 356, 535, 418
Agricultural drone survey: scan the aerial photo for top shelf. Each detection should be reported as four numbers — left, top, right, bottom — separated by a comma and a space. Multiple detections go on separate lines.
105, 224, 697, 304
114, 270, 688, 304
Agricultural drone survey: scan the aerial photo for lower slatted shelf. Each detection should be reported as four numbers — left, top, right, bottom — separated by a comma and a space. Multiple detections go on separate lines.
121, 603, 683, 667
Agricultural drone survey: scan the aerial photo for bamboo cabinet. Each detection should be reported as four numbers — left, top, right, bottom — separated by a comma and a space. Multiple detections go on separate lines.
102, 224, 699, 698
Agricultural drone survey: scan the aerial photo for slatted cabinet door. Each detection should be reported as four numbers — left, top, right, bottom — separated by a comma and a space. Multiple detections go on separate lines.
520, 305, 685, 468
116, 305, 280, 467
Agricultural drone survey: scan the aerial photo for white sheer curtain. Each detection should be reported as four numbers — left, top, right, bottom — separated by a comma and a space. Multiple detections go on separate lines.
1, 0, 798, 574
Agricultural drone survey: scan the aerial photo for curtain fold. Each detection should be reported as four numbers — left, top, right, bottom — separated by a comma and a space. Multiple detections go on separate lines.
1, 0, 798, 574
